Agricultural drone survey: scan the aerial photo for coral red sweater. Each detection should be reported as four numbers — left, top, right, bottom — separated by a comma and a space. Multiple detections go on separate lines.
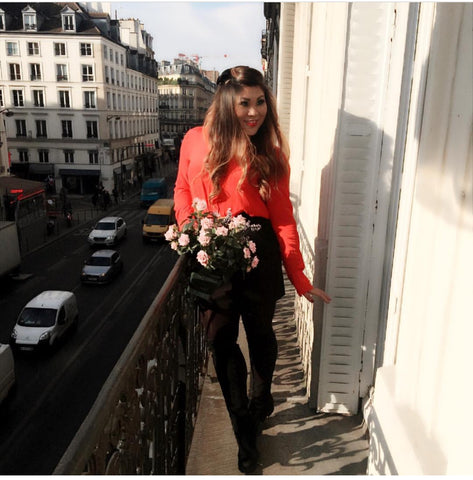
173, 126, 312, 296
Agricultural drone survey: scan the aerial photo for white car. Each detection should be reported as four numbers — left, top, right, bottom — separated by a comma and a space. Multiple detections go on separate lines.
88, 216, 127, 247
10, 291, 78, 351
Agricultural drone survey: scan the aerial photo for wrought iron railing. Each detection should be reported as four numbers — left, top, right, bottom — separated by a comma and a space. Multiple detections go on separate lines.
54, 256, 207, 474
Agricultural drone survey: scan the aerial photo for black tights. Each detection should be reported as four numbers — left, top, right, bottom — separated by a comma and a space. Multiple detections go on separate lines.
204, 299, 278, 419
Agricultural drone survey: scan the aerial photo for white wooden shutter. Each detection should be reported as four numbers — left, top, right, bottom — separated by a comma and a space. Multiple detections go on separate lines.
317, 3, 396, 414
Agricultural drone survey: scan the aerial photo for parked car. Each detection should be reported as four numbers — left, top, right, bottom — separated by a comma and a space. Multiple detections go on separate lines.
0, 343, 15, 405
10, 291, 78, 351
80, 249, 123, 284
88, 216, 127, 247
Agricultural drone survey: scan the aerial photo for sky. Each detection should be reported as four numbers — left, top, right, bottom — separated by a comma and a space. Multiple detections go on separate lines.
110, 1, 266, 74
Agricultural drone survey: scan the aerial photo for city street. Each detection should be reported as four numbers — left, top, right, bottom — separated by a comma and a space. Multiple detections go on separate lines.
0, 199, 178, 474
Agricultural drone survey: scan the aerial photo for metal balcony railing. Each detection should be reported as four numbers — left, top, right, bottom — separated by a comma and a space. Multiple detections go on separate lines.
54, 256, 208, 475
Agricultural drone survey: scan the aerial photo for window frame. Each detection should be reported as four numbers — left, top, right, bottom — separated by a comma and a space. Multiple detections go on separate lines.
35, 119, 47, 138
64, 150, 74, 163
12, 89, 24, 107
27, 41, 40, 55
15, 119, 27, 137
84, 91, 96, 109
32, 89, 45, 107
80, 43, 93, 56
6, 41, 19, 56
61, 120, 73, 138
86, 120, 98, 138
18, 149, 29, 162
88, 150, 99, 164
38, 150, 49, 163
30, 63, 42, 81
56, 63, 68, 81
62, 14, 75, 32
82, 64, 94, 82
54, 42, 67, 56
58, 90, 71, 108
9, 63, 21, 80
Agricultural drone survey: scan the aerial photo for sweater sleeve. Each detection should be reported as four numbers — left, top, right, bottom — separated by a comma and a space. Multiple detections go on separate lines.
266, 170, 313, 296
173, 131, 195, 227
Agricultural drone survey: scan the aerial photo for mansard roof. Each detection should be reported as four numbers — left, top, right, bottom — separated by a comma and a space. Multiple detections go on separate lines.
0, 2, 109, 35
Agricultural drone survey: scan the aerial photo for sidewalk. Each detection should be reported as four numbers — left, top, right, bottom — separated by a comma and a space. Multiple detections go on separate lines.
186, 276, 369, 475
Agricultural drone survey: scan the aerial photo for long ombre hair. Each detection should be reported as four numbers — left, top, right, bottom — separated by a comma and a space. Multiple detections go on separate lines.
203, 66, 289, 202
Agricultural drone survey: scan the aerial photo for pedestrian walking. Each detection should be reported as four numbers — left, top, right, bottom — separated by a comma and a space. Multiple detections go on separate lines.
173, 66, 331, 473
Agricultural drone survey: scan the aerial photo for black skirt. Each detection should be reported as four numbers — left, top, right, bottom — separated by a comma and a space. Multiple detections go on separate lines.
232, 214, 285, 307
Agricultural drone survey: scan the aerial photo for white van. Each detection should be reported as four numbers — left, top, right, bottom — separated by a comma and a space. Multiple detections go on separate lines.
11, 291, 79, 351
0, 344, 15, 404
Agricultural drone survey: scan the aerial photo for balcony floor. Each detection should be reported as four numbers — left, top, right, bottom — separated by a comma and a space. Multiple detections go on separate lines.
186, 276, 369, 475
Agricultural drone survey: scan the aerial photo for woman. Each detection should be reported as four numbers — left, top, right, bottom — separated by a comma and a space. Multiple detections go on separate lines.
174, 66, 331, 473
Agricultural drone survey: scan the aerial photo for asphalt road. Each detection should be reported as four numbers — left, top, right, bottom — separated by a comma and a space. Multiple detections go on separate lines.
0, 199, 178, 474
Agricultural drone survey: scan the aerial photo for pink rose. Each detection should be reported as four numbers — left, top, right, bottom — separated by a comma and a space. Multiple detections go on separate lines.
196, 250, 209, 267
243, 247, 251, 259
198, 230, 211, 246
192, 198, 207, 212
200, 217, 214, 230
178, 233, 190, 247
248, 240, 256, 253
165, 225, 177, 241
251, 256, 259, 269
170, 241, 178, 251
216, 226, 228, 236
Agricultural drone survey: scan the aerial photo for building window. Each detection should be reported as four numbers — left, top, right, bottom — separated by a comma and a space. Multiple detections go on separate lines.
16, 119, 27, 137
33, 89, 44, 107
64, 150, 74, 163
12, 90, 24, 107
54, 42, 66, 56
84, 91, 96, 108
18, 150, 29, 162
30, 63, 42, 81
88, 150, 98, 164
62, 14, 75, 31
9, 63, 21, 80
0, 89, 3, 107
59, 90, 70, 108
82, 65, 94, 82
0, 12, 5, 31
39, 150, 49, 163
56, 64, 68, 81
109, 49, 113, 61
105, 66, 109, 83
23, 11, 36, 30
61, 120, 73, 138
80, 43, 93, 56
27, 42, 40, 55
6, 42, 19, 56
86, 120, 98, 138
36, 120, 47, 138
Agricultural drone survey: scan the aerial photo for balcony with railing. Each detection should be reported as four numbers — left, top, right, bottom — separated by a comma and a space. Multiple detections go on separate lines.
54, 257, 207, 474
53, 254, 368, 475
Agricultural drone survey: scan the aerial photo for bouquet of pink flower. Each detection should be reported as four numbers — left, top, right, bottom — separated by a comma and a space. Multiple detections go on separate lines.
165, 198, 260, 307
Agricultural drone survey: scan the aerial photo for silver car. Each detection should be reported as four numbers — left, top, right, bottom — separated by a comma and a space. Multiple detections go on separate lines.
80, 250, 123, 284
88, 216, 127, 247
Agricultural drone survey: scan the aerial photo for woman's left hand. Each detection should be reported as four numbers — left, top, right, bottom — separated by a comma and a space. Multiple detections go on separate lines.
303, 287, 332, 304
